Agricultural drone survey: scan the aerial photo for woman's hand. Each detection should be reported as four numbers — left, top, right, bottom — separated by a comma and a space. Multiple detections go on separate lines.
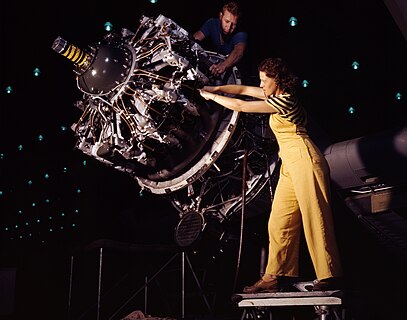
199, 89, 212, 100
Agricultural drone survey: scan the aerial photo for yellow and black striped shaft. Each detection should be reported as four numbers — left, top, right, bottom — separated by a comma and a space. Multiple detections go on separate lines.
52, 36, 90, 67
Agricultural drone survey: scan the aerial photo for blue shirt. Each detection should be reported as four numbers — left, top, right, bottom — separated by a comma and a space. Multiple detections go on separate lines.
199, 18, 248, 56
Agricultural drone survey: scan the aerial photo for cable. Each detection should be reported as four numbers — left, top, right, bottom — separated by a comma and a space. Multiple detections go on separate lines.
232, 148, 248, 293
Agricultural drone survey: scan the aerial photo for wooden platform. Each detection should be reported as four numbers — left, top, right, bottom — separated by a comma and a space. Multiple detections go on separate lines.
232, 283, 346, 319
233, 290, 343, 307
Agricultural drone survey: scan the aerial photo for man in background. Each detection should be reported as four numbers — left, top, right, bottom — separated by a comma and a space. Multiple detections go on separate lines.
193, 1, 248, 79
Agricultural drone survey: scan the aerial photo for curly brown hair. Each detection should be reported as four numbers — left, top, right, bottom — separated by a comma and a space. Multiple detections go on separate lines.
258, 58, 300, 94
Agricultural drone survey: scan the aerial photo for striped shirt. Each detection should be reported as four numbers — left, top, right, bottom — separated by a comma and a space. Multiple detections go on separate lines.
266, 94, 307, 127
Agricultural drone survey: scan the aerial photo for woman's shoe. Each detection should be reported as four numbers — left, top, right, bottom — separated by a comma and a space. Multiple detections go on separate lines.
243, 278, 279, 294
312, 277, 344, 291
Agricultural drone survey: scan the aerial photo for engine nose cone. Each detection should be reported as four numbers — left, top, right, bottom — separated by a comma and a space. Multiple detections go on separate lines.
78, 45, 132, 94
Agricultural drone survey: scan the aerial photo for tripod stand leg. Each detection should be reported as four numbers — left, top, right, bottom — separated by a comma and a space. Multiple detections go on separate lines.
185, 252, 213, 314
182, 252, 185, 319
97, 247, 103, 320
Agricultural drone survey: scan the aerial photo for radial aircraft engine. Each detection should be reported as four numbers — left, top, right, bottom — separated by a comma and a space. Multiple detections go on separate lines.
52, 14, 280, 246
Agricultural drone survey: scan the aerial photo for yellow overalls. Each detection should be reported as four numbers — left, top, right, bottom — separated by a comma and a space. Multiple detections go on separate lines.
264, 109, 343, 280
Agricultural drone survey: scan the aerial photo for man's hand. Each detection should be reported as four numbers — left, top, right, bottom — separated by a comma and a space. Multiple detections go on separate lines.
209, 63, 226, 76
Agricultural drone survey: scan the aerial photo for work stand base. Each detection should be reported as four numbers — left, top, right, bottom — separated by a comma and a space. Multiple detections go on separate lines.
233, 282, 346, 320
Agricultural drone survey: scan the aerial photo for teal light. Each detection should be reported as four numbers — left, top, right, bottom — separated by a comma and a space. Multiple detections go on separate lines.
63, 167, 68, 173
104, 21, 113, 32
149, 0, 159, 3
301, 80, 309, 88
38, 134, 44, 141
5, 86, 12, 94
0, 191, 3, 196
33, 67, 41, 77
351, 61, 360, 70
76, 188, 81, 194
44, 173, 49, 179
395, 92, 402, 100
60, 126, 68, 131
288, 17, 298, 27
0, 153, 4, 160
28, 180, 33, 185
82, 160, 87, 166
31, 202, 36, 207
18, 145, 23, 151
348, 106, 356, 114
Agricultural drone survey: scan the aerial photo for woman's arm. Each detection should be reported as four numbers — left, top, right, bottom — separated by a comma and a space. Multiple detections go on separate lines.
202, 84, 265, 100
199, 89, 277, 114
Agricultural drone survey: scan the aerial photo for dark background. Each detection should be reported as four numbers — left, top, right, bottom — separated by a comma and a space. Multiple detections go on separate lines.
1, 0, 407, 319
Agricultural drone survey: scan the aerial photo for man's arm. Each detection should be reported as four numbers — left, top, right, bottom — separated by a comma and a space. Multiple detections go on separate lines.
217, 42, 247, 73
193, 30, 205, 41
